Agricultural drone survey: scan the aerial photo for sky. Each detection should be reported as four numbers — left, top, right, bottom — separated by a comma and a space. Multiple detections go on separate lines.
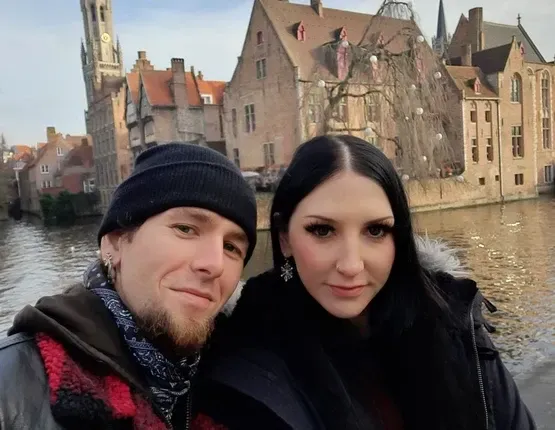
0, 0, 554, 146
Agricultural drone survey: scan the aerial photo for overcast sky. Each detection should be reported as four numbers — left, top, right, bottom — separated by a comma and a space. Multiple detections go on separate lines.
0, 0, 553, 146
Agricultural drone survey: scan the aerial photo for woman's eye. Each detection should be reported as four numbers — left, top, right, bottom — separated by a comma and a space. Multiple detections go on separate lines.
368, 226, 385, 238
305, 224, 334, 237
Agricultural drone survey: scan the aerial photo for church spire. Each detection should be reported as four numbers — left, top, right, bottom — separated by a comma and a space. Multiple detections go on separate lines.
432, 0, 450, 59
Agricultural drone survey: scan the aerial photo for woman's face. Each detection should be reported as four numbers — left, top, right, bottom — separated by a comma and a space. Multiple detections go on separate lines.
280, 171, 396, 319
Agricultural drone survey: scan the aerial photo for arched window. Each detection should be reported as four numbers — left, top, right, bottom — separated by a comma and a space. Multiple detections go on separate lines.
510, 74, 522, 103
90, 5, 96, 21
541, 71, 551, 149
470, 101, 477, 123
256, 31, 263, 45
484, 101, 492, 123
100, 6, 105, 22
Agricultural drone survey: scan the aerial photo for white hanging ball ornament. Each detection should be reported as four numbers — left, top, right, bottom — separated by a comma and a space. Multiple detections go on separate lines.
434, 71, 442, 79
317, 79, 326, 88
364, 127, 372, 136
422, 155, 427, 162
415, 107, 424, 115
436, 133, 443, 140
456, 175, 465, 183
370, 55, 378, 64
341, 40, 349, 48
405, 116, 410, 121
401, 174, 410, 181
409, 84, 417, 91
416, 35, 425, 43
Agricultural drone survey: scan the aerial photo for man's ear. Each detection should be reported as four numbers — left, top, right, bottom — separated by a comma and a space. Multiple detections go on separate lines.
279, 231, 292, 258
100, 232, 124, 267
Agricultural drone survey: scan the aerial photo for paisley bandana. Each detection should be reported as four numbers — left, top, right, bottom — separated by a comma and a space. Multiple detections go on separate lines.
83, 260, 201, 422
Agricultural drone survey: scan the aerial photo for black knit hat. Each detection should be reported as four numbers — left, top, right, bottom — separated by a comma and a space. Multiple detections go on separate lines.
97, 143, 257, 263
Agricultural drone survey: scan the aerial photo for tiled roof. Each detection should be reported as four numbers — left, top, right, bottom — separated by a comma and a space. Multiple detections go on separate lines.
140, 70, 225, 107
471, 43, 512, 74
446, 66, 498, 98
482, 22, 544, 63
196, 78, 226, 105
259, 0, 421, 80
63, 143, 94, 168
126, 72, 140, 104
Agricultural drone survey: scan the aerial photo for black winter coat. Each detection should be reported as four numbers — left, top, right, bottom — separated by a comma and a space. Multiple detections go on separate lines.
196, 265, 536, 430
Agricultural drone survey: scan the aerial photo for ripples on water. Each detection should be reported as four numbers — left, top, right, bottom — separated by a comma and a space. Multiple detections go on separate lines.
1, 198, 554, 375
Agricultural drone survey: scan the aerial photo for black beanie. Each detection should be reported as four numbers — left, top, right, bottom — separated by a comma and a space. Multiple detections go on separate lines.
97, 142, 257, 263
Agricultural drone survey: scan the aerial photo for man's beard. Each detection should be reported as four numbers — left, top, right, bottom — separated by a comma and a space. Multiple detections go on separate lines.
134, 303, 215, 358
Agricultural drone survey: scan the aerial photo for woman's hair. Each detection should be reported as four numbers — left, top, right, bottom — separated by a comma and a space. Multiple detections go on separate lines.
269, 135, 483, 429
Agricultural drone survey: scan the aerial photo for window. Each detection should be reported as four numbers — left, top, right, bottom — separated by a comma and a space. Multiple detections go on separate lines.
40, 164, 49, 174
510, 74, 522, 103
256, 31, 264, 45
41, 180, 52, 189
307, 94, 320, 124
83, 178, 95, 193
471, 138, 479, 163
263, 143, 275, 166
334, 97, 347, 122
479, 177, 485, 186
495, 175, 500, 181
542, 118, 551, 149
541, 71, 550, 110
511, 126, 524, 157
514, 173, 524, 186
100, 6, 105, 22
256, 59, 267, 79
57, 147, 63, 156
90, 5, 96, 21
244, 104, 256, 133
366, 94, 379, 123
201, 94, 213, 104
485, 104, 492, 122
486, 138, 493, 162
233, 148, 240, 167
297, 22, 306, 41
544, 165, 554, 183
231, 108, 238, 137
470, 105, 477, 123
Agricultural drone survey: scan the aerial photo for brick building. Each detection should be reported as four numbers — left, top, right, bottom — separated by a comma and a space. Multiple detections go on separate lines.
80, 0, 132, 211
19, 128, 89, 215
125, 53, 226, 162
223, 0, 457, 172
447, 7, 555, 198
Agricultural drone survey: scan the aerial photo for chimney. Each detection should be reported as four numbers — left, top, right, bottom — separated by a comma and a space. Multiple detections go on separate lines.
461, 44, 472, 66
197, 70, 203, 80
311, 0, 323, 17
170, 58, 187, 107
138, 51, 146, 60
468, 7, 484, 51
46, 127, 57, 142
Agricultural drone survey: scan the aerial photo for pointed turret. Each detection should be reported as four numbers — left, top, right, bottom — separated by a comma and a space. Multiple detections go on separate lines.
432, 0, 451, 58
81, 38, 87, 66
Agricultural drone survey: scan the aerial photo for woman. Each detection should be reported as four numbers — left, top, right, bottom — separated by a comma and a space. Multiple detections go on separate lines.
194, 135, 535, 430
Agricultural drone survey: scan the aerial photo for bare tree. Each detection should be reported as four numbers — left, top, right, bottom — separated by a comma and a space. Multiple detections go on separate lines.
300, 0, 463, 181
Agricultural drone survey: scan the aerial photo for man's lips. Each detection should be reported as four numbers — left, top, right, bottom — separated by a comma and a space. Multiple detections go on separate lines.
170, 287, 215, 302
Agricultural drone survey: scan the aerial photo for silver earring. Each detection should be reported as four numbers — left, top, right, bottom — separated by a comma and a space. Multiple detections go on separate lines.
103, 252, 115, 283
280, 258, 294, 282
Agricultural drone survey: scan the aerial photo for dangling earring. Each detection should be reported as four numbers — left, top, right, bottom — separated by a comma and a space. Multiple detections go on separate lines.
280, 257, 294, 282
102, 252, 115, 283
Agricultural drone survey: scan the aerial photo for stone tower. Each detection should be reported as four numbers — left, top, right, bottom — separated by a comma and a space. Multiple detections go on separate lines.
80, 0, 123, 106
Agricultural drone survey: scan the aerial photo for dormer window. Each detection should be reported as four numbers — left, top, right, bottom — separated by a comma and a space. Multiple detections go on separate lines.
339, 27, 348, 41
473, 78, 482, 94
296, 22, 306, 42
256, 31, 264, 45
201, 94, 213, 104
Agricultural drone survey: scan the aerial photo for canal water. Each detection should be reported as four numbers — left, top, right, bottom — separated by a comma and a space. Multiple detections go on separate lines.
1, 198, 554, 376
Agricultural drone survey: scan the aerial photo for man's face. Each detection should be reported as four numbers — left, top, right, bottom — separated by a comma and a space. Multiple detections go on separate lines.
102, 207, 249, 354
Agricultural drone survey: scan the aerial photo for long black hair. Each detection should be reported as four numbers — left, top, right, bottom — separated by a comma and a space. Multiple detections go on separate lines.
269, 135, 483, 429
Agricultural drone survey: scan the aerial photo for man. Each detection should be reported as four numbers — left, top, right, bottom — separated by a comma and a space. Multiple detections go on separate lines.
0, 143, 257, 429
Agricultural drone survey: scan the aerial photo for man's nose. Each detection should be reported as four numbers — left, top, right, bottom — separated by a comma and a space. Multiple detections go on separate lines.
189, 237, 225, 279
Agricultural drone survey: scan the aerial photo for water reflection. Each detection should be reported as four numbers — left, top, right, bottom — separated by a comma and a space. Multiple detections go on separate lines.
1, 198, 554, 375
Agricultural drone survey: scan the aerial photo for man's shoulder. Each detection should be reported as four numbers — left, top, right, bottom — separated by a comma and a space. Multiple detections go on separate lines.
0, 332, 44, 380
